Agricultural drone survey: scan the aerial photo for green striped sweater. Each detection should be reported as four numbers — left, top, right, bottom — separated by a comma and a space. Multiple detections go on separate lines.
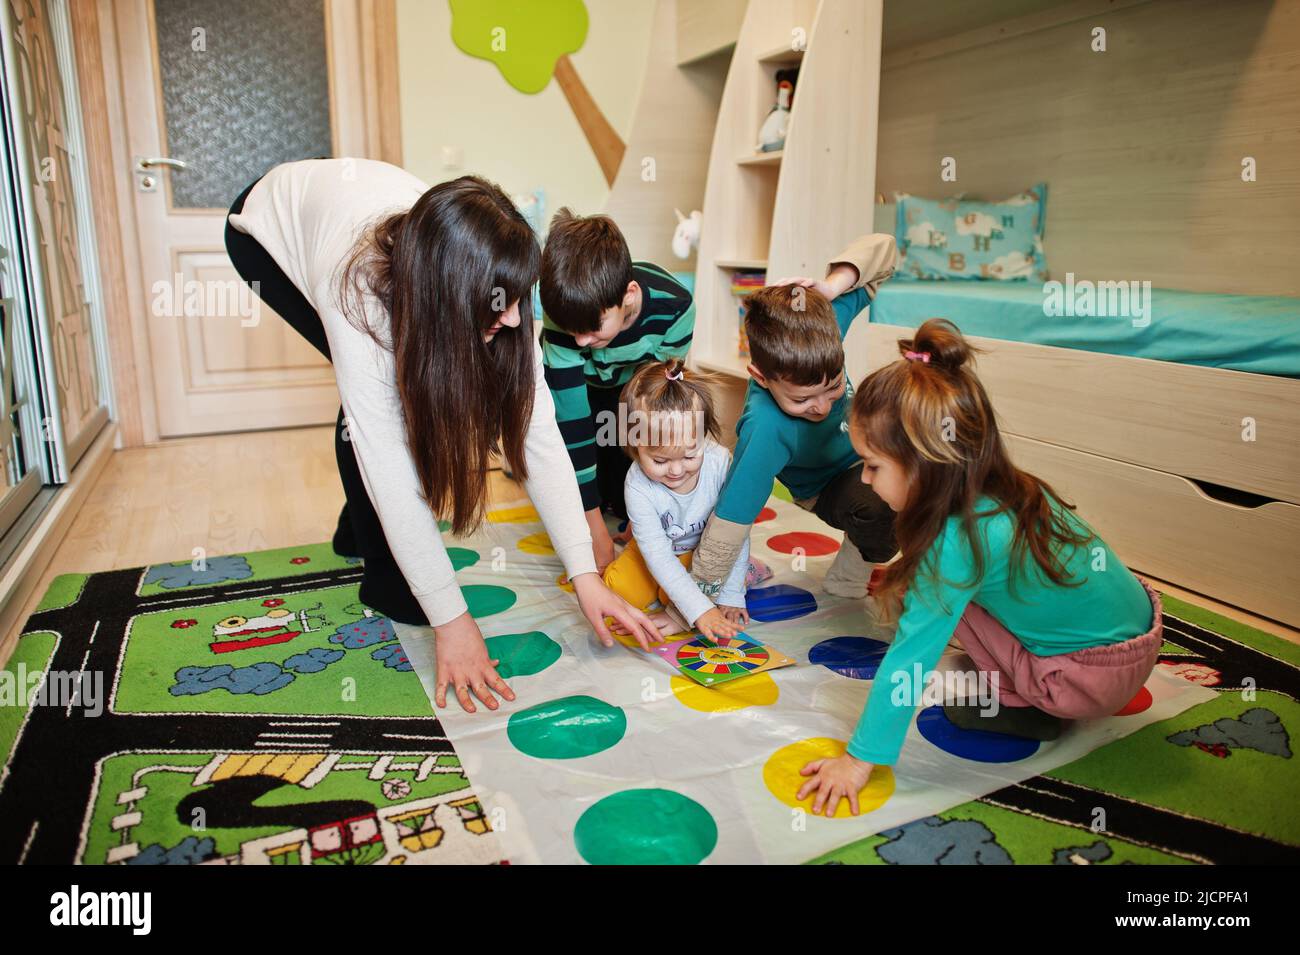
540, 262, 695, 511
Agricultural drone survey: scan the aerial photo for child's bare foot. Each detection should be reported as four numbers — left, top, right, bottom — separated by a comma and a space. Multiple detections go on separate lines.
611, 609, 687, 641
648, 610, 690, 638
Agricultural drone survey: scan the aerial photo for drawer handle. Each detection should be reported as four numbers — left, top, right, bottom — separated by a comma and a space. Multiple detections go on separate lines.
1189, 478, 1273, 509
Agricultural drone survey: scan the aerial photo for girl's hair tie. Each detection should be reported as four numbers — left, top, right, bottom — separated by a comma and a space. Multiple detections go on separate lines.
665, 367, 684, 381
904, 350, 931, 364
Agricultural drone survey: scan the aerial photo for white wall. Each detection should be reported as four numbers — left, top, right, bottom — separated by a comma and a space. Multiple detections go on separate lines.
396, 0, 656, 222
876, 0, 1300, 296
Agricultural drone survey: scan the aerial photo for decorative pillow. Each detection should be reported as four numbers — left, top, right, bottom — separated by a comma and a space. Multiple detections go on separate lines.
894, 183, 1049, 281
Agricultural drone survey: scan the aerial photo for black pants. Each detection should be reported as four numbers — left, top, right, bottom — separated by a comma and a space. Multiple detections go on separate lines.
811, 462, 897, 563
225, 176, 431, 625
587, 382, 631, 521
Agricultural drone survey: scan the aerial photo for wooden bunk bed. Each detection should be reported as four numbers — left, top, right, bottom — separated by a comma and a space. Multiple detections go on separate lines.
667, 0, 1300, 627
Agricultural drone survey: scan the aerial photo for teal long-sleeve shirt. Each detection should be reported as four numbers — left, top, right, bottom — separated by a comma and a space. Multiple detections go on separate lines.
540, 262, 695, 512
848, 495, 1155, 766
713, 287, 869, 524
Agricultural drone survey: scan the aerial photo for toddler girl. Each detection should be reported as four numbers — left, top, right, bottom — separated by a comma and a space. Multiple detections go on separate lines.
604, 359, 767, 641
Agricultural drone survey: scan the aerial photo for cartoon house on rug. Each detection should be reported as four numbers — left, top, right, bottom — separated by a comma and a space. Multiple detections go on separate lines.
101, 751, 494, 866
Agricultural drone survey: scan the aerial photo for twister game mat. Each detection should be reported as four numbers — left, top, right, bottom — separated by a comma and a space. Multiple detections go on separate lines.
394, 496, 1244, 865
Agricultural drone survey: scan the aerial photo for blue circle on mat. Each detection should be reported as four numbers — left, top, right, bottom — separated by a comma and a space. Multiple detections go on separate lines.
746, 584, 817, 622
916, 706, 1041, 763
809, 636, 890, 679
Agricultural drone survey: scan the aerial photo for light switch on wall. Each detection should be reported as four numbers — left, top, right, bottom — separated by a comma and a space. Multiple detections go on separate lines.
441, 145, 463, 169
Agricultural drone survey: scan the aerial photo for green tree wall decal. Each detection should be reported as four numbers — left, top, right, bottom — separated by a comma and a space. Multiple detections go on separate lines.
449, 0, 627, 185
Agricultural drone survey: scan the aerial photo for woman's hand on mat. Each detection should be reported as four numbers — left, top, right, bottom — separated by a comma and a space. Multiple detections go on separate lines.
432, 612, 515, 714
571, 573, 661, 650
694, 607, 739, 642
797, 754, 875, 817
718, 604, 750, 630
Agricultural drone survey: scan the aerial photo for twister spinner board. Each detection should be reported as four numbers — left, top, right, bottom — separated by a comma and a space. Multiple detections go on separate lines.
653, 634, 795, 686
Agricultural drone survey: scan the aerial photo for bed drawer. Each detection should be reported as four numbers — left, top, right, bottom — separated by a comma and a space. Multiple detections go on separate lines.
1004, 434, 1300, 628
857, 324, 1300, 504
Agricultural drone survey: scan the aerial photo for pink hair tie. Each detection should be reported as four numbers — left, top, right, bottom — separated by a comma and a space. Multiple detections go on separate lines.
904, 350, 931, 363
666, 367, 684, 381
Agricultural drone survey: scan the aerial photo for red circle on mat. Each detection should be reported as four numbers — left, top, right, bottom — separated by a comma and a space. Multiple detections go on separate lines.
1114, 685, 1153, 716
766, 531, 840, 556
756, 507, 777, 524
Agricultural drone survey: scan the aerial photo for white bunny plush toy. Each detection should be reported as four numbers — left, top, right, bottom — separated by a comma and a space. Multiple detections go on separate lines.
671, 208, 702, 259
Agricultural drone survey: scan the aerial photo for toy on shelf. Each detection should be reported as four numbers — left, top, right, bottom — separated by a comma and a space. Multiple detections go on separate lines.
731, 269, 765, 359
672, 208, 702, 259
755, 67, 799, 153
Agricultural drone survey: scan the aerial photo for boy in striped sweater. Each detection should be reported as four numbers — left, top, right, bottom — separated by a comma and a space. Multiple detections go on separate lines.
539, 209, 696, 572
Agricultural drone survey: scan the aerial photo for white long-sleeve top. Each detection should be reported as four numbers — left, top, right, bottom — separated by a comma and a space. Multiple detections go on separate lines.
623, 440, 751, 625
228, 158, 595, 627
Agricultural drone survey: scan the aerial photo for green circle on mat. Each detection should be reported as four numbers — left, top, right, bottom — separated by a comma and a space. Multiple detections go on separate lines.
575, 789, 717, 865
448, 547, 479, 571
462, 584, 516, 618
485, 630, 561, 678
507, 695, 626, 759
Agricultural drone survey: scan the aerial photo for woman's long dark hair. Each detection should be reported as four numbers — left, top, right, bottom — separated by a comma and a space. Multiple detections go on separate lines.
851, 319, 1092, 622
338, 175, 537, 535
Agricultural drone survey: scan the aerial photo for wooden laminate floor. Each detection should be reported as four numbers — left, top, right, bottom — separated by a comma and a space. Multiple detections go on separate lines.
3, 428, 1296, 659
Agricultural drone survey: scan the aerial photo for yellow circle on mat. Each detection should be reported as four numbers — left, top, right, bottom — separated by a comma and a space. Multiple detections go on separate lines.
518, 532, 554, 555
763, 737, 895, 818
556, 573, 574, 593
488, 505, 539, 523
671, 673, 778, 712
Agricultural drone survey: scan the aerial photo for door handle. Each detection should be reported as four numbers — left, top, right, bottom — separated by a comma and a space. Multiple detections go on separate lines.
135, 156, 188, 171
133, 156, 188, 192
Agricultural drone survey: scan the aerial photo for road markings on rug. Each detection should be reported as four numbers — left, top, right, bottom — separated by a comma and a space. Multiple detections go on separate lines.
18, 821, 37, 865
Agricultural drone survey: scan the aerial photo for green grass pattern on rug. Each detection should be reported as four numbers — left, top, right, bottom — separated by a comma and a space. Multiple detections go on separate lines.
0, 543, 507, 865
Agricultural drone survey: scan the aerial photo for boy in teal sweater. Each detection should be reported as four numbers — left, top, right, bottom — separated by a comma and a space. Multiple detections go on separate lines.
539, 209, 695, 573
690, 234, 900, 599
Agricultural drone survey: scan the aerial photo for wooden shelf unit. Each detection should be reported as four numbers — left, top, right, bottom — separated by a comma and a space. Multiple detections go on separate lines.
691, 0, 882, 379
736, 149, 783, 166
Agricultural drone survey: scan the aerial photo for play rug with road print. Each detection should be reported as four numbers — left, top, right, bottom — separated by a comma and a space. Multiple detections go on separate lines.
0, 543, 504, 865
1, 495, 1297, 865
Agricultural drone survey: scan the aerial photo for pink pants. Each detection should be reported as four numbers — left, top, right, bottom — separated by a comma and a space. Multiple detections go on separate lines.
955, 578, 1163, 719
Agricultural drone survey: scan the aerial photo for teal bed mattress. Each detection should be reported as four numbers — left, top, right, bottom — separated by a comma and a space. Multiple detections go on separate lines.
868, 283, 1300, 377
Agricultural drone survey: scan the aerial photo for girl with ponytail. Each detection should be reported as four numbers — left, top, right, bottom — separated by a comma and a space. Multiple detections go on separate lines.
603, 359, 771, 642
798, 319, 1163, 815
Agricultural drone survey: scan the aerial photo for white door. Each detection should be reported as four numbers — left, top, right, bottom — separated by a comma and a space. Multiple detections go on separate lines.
114, 0, 379, 437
